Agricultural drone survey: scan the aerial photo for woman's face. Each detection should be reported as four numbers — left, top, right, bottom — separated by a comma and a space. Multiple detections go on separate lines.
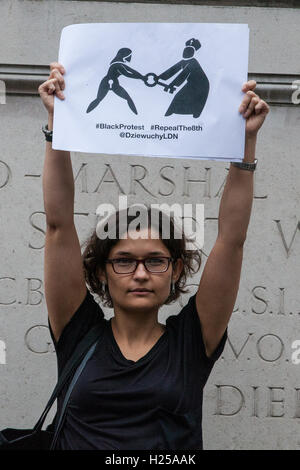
100, 228, 183, 313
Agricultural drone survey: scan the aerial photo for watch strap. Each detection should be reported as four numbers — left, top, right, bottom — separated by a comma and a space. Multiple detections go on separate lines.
42, 124, 53, 142
231, 159, 257, 171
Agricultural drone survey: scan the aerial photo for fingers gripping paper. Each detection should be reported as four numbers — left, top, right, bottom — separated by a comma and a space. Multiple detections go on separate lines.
53, 23, 249, 162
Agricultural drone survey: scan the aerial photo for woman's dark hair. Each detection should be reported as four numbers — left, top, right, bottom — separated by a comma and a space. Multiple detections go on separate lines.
110, 48, 132, 64
82, 206, 202, 308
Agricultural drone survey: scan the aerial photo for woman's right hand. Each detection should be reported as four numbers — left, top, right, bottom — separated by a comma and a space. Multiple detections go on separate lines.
38, 62, 66, 116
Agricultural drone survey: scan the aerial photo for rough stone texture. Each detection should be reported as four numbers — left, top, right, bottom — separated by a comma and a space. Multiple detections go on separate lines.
0, 0, 300, 74
0, 0, 299, 449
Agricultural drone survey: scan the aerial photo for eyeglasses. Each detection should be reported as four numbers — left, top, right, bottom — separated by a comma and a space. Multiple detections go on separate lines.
106, 257, 173, 274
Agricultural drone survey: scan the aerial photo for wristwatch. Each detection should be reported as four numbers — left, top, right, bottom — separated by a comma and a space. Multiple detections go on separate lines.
231, 159, 257, 171
42, 124, 53, 142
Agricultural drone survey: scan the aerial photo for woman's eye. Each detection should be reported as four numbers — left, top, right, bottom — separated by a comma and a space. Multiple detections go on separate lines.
148, 258, 164, 264
116, 258, 134, 264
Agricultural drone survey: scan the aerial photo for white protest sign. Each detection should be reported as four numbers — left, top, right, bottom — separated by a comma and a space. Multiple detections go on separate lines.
53, 23, 249, 161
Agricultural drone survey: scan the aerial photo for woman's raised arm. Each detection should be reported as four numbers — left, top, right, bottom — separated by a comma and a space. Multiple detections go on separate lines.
39, 63, 87, 343
194, 81, 270, 357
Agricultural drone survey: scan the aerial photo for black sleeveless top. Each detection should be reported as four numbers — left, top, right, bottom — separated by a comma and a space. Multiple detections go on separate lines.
48, 290, 227, 450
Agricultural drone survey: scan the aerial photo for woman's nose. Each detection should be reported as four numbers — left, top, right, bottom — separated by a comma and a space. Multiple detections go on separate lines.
132, 262, 149, 278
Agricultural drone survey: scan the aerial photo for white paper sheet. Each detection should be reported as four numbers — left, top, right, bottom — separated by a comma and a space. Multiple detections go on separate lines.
53, 23, 249, 161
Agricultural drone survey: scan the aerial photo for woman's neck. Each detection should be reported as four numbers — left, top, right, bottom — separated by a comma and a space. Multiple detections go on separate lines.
111, 306, 163, 346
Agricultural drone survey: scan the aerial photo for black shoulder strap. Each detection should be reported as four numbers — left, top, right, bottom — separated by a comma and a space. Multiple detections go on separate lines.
49, 339, 98, 449
33, 322, 104, 432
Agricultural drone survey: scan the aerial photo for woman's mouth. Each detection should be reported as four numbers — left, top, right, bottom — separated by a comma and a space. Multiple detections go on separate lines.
129, 289, 153, 295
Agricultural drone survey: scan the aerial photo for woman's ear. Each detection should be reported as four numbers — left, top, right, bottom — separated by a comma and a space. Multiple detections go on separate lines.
97, 268, 107, 283
173, 258, 184, 283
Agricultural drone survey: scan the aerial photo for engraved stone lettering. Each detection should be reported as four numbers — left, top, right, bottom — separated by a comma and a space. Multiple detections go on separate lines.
214, 171, 227, 198
74, 162, 88, 193
158, 165, 175, 196
278, 287, 285, 315
267, 387, 285, 417
215, 385, 245, 416
94, 164, 125, 194
214, 385, 291, 419
257, 334, 284, 362
25, 325, 54, 354
26, 278, 43, 306
29, 211, 46, 249
251, 286, 268, 314
274, 219, 300, 258
182, 166, 211, 197
0, 160, 11, 189
252, 386, 259, 417
0, 277, 16, 305
226, 333, 253, 359
293, 388, 300, 418
253, 176, 268, 199
129, 165, 155, 196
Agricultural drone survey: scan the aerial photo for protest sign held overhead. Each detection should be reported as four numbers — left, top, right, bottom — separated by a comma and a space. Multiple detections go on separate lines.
53, 23, 249, 161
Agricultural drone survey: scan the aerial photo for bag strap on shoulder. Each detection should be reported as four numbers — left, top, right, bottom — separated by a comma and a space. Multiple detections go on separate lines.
49, 339, 98, 449
33, 322, 104, 432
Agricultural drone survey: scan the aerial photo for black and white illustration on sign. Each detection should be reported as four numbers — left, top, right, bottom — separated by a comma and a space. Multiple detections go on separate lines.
153, 38, 209, 118
86, 38, 210, 119
53, 23, 249, 161
86, 48, 145, 115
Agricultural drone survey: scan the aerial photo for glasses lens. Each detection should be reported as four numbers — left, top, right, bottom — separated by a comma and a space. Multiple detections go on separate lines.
111, 258, 170, 273
113, 259, 136, 273
145, 258, 169, 272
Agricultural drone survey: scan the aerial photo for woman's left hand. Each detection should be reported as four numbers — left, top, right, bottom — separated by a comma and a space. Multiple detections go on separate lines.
239, 80, 270, 137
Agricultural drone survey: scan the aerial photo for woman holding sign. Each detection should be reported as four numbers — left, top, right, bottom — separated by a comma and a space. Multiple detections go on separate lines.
38, 63, 269, 450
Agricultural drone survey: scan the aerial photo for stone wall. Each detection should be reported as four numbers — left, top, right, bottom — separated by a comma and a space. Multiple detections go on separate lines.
0, 0, 299, 449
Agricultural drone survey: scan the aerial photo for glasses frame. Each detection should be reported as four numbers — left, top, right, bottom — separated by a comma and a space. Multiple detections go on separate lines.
106, 257, 174, 274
